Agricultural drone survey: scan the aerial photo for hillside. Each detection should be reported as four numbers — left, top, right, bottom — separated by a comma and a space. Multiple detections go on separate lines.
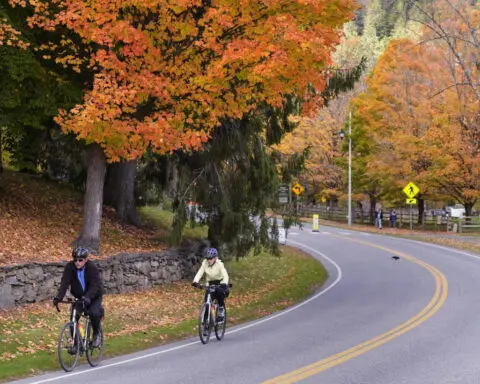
0, 170, 163, 267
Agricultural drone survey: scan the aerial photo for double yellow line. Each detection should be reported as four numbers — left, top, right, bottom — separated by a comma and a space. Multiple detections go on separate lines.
262, 239, 448, 384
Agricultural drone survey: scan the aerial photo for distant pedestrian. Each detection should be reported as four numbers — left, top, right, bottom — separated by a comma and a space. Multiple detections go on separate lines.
390, 210, 397, 228
377, 209, 383, 229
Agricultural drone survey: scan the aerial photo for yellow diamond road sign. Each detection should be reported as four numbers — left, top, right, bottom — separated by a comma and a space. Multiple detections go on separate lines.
402, 182, 420, 198
406, 198, 417, 205
292, 183, 304, 196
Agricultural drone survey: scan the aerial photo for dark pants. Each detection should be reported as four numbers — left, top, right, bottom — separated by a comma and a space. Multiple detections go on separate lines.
204, 285, 229, 307
73, 296, 103, 335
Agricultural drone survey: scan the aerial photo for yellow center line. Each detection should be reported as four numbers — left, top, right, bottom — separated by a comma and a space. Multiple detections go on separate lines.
262, 237, 448, 384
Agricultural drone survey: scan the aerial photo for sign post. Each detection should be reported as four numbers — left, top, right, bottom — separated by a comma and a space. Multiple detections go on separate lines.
278, 184, 290, 204
402, 182, 420, 230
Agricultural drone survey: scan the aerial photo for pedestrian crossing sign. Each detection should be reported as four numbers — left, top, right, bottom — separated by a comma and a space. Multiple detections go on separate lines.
402, 182, 420, 198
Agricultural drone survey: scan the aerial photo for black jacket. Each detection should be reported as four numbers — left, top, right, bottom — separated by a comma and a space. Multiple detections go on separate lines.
57, 260, 104, 300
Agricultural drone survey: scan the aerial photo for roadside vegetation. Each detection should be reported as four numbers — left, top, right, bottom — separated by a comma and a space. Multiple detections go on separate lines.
0, 247, 327, 382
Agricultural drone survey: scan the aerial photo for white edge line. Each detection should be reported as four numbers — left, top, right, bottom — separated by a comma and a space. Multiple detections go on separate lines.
407, 239, 480, 260
26, 242, 342, 384
227, 241, 342, 335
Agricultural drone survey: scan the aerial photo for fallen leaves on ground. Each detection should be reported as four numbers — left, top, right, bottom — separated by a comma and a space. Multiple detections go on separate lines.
0, 274, 288, 362
0, 171, 165, 267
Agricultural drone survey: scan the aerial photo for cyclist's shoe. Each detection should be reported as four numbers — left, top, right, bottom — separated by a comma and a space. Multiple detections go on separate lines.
67, 345, 77, 355
217, 307, 225, 322
92, 333, 101, 348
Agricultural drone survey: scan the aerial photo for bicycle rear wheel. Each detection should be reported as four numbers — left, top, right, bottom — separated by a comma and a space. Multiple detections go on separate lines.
215, 304, 226, 341
86, 322, 104, 367
198, 303, 211, 344
58, 322, 80, 372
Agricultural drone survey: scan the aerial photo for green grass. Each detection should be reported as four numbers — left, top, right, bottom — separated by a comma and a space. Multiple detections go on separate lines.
139, 206, 207, 243
0, 246, 327, 382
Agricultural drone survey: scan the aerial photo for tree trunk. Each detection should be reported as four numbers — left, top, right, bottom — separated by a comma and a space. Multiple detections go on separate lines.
465, 202, 474, 217
103, 163, 119, 208
369, 195, 377, 224
103, 159, 140, 226
166, 156, 179, 198
0, 127, 3, 174
465, 202, 474, 225
208, 214, 222, 249
417, 198, 425, 225
75, 143, 107, 254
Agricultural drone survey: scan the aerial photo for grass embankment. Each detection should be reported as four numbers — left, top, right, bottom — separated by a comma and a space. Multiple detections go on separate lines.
0, 170, 166, 266
0, 247, 327, 382
0, 170, 208, 266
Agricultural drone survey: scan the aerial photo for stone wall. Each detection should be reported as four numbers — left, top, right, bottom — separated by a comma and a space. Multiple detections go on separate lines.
0, 241, 204, 309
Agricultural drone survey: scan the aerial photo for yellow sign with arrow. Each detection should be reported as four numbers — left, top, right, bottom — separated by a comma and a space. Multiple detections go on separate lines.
292, 183, 304, 196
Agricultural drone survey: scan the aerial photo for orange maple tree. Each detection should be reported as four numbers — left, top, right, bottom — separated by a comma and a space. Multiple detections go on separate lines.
7, 0, 356, 161
351, 38, 479, 215
3, 0, 356, 251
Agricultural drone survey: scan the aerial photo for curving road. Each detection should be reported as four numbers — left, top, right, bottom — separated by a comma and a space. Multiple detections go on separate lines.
9, 226, 480, 384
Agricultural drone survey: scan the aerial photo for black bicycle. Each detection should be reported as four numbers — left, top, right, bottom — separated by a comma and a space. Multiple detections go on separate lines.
55, 298, 104, 372
194, 284, 232, 344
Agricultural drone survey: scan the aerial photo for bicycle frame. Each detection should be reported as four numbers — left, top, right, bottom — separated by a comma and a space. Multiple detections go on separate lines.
204, 286, 218, 326
70, 302, 90, 352
56, 297, 104, 371
56, 299, 90, 351
194, 283, 231, 344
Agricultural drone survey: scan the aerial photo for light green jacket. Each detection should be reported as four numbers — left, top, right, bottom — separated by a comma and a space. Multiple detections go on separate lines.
193, 259, 229, 285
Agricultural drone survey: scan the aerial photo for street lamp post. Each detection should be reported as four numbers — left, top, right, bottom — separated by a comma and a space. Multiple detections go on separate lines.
339, 112, 352, 226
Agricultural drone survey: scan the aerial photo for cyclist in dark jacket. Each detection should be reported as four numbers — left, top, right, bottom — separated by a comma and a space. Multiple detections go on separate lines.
53, 246, 104, 347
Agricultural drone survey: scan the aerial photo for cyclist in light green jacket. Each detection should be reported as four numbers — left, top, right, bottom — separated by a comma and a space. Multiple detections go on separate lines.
192, 247, 229, 321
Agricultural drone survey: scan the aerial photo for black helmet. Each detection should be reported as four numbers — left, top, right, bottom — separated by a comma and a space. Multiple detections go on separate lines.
205, 247, 218, 259
72, 246, 89, 259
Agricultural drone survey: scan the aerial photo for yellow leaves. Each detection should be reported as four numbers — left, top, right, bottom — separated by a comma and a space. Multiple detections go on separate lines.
0, 20, 30, 49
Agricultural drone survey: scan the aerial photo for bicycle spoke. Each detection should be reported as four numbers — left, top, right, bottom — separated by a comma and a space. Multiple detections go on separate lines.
198, 303, 211, 344
58, 322, 79, 372
86, 322, 104, 367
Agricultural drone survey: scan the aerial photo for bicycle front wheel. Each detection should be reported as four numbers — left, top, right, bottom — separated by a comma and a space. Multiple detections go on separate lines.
86, 322, 104, 367
215, 305, 226, 341
58, 322, 80, 372
198, 303, 211, 344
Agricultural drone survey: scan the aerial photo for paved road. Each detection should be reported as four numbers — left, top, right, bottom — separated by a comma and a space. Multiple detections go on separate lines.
9, 226, 480, 384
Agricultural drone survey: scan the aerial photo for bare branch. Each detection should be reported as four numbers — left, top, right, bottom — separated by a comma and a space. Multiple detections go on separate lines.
429, 82, 480, 98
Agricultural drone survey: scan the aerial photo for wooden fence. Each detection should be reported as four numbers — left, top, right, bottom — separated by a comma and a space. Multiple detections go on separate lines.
283, 205, 480, 233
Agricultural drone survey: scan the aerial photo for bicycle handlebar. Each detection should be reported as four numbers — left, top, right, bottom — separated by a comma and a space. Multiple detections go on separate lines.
54, 297, 85, 312
193, 283, 233, 290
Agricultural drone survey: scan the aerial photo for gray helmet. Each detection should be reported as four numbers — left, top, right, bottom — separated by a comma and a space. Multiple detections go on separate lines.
205, 247, 218, 259
72, 246, 89, 259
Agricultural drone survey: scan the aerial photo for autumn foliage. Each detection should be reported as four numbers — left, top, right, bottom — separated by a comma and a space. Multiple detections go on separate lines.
5, 0, 356, 161
0, 18, 28, 49
351, 37, 479, 210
